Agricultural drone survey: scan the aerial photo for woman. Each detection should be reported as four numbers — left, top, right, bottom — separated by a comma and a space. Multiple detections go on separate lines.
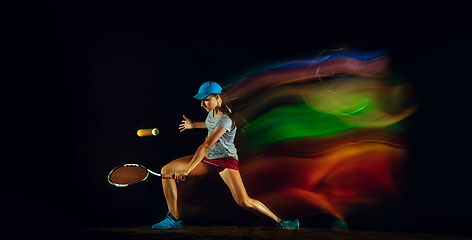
152, 81, 299, 230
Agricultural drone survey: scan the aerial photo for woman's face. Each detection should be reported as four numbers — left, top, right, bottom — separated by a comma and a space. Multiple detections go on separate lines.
201, 94, 219, 112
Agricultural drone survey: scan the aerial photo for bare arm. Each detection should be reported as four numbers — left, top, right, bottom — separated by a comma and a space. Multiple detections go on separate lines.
179, 115, 206, 132
174, 126, 227, 181
192, 122, 206, 129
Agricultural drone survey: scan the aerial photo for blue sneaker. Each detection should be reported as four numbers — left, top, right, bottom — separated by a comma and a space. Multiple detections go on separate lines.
330, 217, 348, 231
151, 212, 183, 229
276, 219, 299, 230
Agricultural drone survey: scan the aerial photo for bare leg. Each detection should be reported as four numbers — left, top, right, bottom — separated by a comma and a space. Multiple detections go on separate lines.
219, 169, 281, 223
161, 155, 210, 220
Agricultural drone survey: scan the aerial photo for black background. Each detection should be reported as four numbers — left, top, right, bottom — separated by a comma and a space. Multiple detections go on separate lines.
7, 1, 471, 234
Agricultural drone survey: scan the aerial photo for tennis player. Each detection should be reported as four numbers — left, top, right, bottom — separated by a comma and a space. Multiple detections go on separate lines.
152, 81, 299, 230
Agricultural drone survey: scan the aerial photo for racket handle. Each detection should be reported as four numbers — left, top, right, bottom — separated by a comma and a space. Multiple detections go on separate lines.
162, 174, 173, 179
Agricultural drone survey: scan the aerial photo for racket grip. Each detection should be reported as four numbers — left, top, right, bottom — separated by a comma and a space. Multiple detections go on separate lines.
162, 174, 173, 179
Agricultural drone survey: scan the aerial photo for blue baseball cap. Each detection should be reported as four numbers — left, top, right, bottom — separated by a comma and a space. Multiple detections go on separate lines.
193, 81, 222, 100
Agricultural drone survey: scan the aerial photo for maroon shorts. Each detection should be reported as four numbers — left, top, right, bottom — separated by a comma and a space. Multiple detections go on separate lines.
202, 157, 239, 173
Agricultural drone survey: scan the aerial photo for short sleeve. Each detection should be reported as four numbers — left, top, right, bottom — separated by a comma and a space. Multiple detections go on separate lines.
216, 114, 233, 132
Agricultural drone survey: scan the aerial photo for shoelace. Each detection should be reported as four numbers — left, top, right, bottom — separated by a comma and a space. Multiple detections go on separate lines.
160, 216, 179, 228
276, 220, 289, 227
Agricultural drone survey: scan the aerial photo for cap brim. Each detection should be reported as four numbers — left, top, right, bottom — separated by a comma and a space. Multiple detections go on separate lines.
193, 93, 210, 100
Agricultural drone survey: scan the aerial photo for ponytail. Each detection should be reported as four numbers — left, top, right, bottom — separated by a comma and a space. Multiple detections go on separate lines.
219, 92, 248, 130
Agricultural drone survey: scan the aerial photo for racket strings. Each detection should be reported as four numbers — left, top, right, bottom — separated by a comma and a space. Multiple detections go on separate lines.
109, 166, 148, 185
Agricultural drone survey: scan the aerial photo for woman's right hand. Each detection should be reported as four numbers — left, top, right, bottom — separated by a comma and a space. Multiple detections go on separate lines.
179, 115, 194, 132
173, 170, 189, 182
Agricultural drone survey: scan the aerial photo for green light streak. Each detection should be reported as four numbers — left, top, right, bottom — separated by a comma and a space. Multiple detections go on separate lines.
245, 101, 358, 147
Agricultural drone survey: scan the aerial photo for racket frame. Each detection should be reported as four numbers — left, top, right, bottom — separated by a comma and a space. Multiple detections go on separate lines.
107, 163, 162, 187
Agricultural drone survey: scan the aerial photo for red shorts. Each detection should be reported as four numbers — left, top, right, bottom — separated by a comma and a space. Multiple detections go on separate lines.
202, 157, 239, 173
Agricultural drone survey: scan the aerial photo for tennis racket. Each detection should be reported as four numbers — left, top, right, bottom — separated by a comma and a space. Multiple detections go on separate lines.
108, 164, 173, 187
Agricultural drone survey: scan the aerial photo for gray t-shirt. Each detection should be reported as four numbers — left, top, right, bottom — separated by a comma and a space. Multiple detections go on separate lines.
205, 110, 238, 160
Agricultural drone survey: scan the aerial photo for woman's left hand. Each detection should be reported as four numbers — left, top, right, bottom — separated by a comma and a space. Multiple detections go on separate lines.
179, 115, 194, 132
174, 170, 189, 182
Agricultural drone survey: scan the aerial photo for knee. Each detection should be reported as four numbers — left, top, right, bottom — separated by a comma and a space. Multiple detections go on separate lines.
160, 156, 192, 175
161, 164, 172, 174
236, 197, 253, 210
